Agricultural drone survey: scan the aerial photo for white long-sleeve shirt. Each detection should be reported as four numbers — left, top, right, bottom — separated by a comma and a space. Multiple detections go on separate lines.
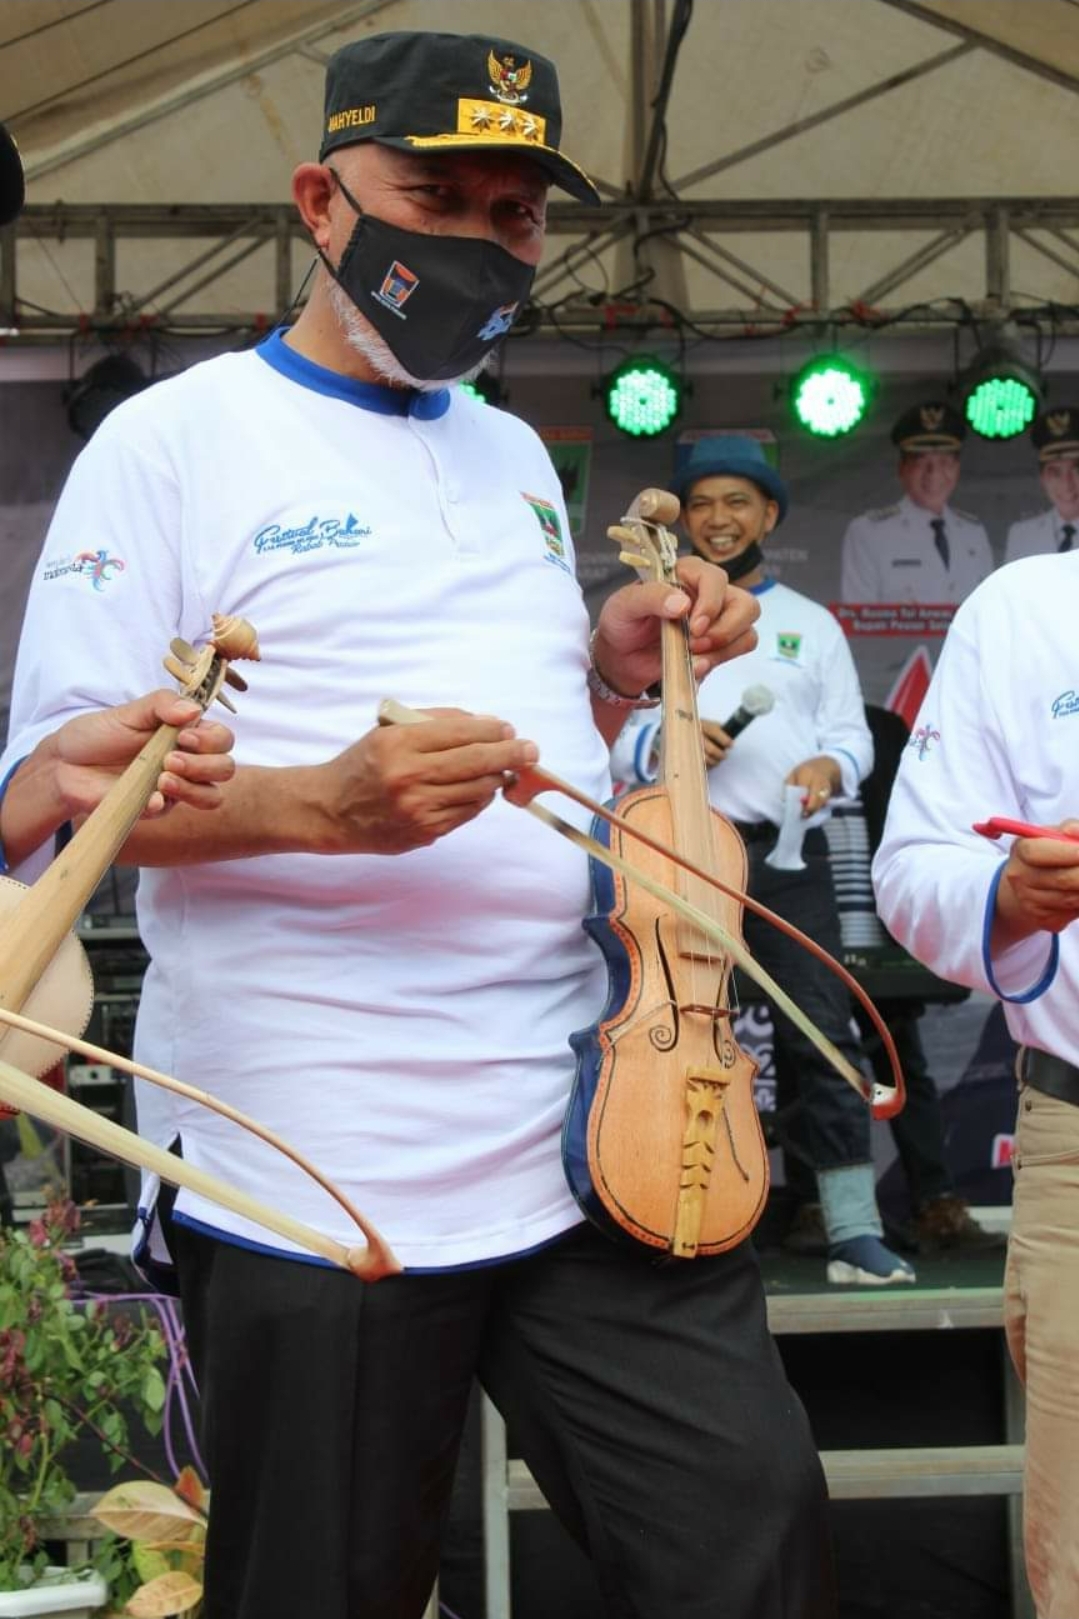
611, 579, 873, 823
873, 553, 1079, 1058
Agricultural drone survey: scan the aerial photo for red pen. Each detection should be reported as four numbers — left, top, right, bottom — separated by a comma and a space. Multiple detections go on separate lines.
973, 817, 1079, 844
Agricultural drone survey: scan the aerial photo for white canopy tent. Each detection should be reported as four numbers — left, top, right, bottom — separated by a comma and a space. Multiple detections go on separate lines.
0, 0, 1077, 336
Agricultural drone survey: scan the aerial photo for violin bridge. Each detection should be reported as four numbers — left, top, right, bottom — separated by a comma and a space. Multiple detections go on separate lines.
671, 1068, 731, 1259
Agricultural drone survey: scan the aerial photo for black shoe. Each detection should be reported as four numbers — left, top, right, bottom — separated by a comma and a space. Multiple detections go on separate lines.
911, 1195, 1006, 1255
781, 1202, 828, 1258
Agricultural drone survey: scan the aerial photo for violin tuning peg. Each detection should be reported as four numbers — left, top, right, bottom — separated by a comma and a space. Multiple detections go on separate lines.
215, 689, 238, 714
618, 551, 648, 570
170, 638, 199, 664
223, 667, 248, 692
211, 613, 261, 662
163, 653, 192, 684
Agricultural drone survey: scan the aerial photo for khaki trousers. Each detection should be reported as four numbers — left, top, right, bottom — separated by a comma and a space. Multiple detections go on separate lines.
1004, 1084, 1079, 1619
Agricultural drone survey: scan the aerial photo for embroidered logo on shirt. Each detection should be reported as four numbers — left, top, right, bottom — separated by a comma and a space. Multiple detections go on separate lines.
909, 723, 940, 760
1051, 690, 1079, 719
775, 632, 802, 661
42, 550, 126, 590
254, 514, 372, 556
522, 492, 571, 574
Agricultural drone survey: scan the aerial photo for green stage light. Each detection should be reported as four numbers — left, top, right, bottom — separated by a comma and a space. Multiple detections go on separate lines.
790, 356, 870, 438
965, 375, 1038, 439
459, 373, 504, 406
604, 357, 682, 438
961, 346, 1041, 439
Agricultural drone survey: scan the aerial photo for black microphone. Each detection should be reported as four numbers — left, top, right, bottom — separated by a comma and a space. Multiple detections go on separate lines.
717, 684, 775, 741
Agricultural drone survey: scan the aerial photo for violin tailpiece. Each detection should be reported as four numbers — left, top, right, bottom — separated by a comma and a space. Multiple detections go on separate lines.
672, 1069, 730, 1259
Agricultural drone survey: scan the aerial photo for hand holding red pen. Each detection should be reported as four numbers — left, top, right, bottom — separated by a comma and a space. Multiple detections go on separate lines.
979, 816, 1079, 948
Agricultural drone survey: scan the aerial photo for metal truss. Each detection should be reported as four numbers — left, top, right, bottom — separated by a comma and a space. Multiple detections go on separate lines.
4, 0, 1079, 341
4, 195, 1079, 341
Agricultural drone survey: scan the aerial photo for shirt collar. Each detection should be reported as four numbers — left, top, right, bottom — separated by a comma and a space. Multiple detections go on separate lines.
255, 328, 451, 420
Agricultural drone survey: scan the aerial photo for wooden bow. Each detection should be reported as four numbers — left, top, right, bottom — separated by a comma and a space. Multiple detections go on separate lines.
0, 619, 400, 1281
376, 703, 905, 1121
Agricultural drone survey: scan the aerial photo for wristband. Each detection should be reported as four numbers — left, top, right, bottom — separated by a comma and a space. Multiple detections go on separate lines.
587, 633, 662, 710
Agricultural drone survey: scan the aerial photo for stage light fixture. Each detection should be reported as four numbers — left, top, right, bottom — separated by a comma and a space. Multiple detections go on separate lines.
459, 373, 504, 406
603, 357, 682, 438
961, 342, 1042, 439
64, 353, 147, 442
790, 355, 871, 438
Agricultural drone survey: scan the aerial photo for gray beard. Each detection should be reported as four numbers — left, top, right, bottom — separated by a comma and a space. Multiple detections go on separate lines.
327, 280, 491, 393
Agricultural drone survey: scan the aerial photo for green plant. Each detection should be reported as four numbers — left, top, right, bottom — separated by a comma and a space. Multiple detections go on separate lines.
0, 1198, 167, 1594
91, 1475, 206, 1619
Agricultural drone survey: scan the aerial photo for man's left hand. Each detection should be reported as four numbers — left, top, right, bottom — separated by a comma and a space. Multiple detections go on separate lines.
786, 755, 842, 819
590, 557, 759, 699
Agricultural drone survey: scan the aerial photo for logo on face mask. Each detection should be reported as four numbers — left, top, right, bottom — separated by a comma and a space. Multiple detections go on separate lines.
373, 260, 420, 318
477, 303, 520, 342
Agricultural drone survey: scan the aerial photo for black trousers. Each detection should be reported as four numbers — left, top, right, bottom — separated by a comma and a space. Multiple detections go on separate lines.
782, 1001, 953, 1211
173, 1220, 835, 1619
857, 999, 952, 1209
742, 831, 870, 1172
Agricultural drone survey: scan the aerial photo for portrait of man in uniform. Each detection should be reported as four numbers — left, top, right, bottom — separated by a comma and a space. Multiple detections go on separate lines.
840, 402, 993, 605
1004, 406, 1079, 564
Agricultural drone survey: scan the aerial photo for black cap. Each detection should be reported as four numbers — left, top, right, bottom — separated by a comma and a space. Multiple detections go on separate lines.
0, 122, 24, 226
890, 401, 965, 453
1032, 407, 1079, 463
318, 31, 598, 204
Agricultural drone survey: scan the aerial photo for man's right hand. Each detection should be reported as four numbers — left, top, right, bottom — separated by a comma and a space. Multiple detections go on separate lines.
315, 709, 540, 854
992, 818, 1079, 948
700, 718, 734, 769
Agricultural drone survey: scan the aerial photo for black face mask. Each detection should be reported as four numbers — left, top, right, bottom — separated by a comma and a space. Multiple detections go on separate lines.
320, 171, 536, 384
719, 541, 763, 582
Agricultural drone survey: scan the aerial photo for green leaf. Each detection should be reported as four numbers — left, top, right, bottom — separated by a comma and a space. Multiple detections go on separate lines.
132, 1545, 172, 1584
140, 1369, 166, 1416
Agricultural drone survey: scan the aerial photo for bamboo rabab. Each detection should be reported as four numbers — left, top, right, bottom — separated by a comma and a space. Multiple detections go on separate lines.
0, 619, 259, 1079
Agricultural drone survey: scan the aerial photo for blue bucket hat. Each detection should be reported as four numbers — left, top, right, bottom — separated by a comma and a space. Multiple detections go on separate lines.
671, 436, 788, 524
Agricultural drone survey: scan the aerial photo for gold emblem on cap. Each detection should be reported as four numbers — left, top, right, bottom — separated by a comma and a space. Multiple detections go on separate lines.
1047, 411, 1071, 437
920, 405, 944, 432
444, 100, 546, 145
488, 51, 533, 105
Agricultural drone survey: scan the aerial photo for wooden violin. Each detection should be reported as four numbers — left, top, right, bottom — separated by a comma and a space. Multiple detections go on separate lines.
564, 489, 767, 1258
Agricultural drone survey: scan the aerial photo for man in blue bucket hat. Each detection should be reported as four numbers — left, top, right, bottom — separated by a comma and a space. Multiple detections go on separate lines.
615, 435, 915, 1285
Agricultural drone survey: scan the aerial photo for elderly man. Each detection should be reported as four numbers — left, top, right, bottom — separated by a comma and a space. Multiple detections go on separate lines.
841, 402, 993, 604
1, 37, 834, 1619
613, 436, 912, 1287
1004, 406, 1079, 563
